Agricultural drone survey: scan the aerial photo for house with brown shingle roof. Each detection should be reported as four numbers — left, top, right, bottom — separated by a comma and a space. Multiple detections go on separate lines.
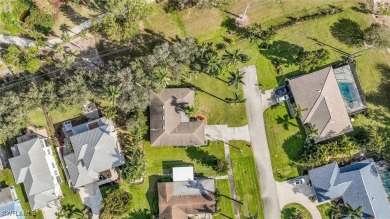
288, 66, 353, 142
158, 166, 216, 219
150, 88, 205, 146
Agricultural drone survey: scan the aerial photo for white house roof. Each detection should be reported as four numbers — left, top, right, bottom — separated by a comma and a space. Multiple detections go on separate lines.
172, 167, 194, 182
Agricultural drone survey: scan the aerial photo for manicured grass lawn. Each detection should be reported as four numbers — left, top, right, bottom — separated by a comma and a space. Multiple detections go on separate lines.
191, 73, 247, 127
317, 203, 333, 219
230, 140, 264, 218
215, 179, 235, 219
28, 108, 49, 130
0, 169, 42, 219
49, 105, 83, 124
282, 203, 313, 219
128, 141, 227, 215
264, 104, 305, 182
59, 183, 85, 218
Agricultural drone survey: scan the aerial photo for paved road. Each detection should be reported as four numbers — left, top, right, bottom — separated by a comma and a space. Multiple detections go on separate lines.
241, 65, 281, 219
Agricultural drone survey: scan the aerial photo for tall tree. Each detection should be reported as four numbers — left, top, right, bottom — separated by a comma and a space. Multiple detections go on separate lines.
153, 67, 170, 89
95, 0, 151, 41
342, 203, 363, 219
297, 49, 329, 72
104, 85, 121, 107
306, 123, 318, 139
363, 23, 390, 48
227, 71, 245, 90
226, 92, 246, 105
183, 106, 198, 117
201, 52, 222, 77
100, 190, 132, 219
294, 105, 307, 118
223, 49, 249, 67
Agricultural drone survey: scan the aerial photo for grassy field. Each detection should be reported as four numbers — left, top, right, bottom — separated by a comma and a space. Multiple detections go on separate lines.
230, 140, 263, 218
49, 105, 83, 124
282, 203, 313, 219
317, 203, 333, 219
264, 104, 306, 182
127, 141, 227, 216
215, 179, 235, 218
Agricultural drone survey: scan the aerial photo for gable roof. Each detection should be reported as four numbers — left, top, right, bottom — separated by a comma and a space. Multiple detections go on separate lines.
8, 138, 56, 210
158, 179, 216, 219
65, 118, 125, 188
150, 88, 205, 146
288, 67, 353, 142
309, 159, 390, 218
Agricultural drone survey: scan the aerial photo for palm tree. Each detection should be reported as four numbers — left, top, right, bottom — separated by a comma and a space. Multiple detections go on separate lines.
183, 106, 197, 117
154, 68, 170, 88
228, 71, 245, 90
61, 33, 71, 44
104, 85, 120, 107
222, 49, 249, 66
226, 92, 246, 105
59, 23, 70, 34
201, 52, 222, 77
79, 29, 89, 41
342, 203, 363, 219
294, 104, 308, 118
56, 207, 71, 219
306, 123, 319, 139
199, 42, 212, 58
276, 114, 298, 130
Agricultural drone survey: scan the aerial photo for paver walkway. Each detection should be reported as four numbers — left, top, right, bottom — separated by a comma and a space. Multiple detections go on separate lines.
241, 65, 281, 219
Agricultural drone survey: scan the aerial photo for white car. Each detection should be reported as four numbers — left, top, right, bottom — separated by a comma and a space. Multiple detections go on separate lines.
276, 94, 289, 103
292, 178, 305, 186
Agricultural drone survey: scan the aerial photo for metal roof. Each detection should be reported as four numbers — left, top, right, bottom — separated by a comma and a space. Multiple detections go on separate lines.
309, 159, 390, 218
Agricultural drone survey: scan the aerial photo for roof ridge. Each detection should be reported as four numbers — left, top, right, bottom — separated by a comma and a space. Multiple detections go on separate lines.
315, 99, 332, 139
357, 163, 377, 218
303, 67, 332, 123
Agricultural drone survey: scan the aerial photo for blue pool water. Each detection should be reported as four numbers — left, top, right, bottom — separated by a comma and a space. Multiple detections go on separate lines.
338, 83, 353, 103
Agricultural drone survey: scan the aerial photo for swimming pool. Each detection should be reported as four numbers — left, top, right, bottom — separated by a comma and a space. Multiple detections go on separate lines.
338, 83, 354, 103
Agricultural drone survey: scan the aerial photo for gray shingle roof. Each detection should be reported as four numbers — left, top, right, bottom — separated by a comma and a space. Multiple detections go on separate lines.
8, 138, 56, 210
288, 67, 353, 142
309, 159, 390, 218
65, 118, 125, 188
150, 88, 205, 146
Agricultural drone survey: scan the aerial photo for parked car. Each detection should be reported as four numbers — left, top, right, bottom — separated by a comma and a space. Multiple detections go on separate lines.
292, 178, 305, 186
276, 94, 289, 102
275, 87, 287, 96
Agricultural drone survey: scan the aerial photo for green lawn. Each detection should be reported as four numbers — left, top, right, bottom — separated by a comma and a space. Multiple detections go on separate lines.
191, 73, 247, 127
264, 104, 306, 182
230, 140, 264, 218
28, 108, 49, 130
317, 203, 333, 219
49, 105, 83, 124
59, 183, 85, 218
215, 179, 235, 219
128, 141, 227, 215
282, 203, 313, 219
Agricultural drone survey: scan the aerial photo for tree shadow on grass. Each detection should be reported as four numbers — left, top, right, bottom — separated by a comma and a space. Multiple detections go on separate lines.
185, 147, 219, 170
60, 4, 88, 25
146, 175, 169, 215
259, 41, 304, 67
365, 63, 390, 110
276, 114, 298, 130
128, 208, 155, 219
330, 18, 364, 47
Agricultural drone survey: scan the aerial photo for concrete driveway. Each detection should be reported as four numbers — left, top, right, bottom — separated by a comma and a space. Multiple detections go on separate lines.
276, 179, 322, 218
41, 200, 61, 219
241, 65, 281, 219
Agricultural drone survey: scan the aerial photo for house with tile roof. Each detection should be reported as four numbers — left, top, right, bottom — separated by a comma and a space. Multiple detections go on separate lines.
150, 88, 205, 146
288, 65, 357, 142
308, 159, 390, 218
158, 166, 216, 219
9, 136, 62, 210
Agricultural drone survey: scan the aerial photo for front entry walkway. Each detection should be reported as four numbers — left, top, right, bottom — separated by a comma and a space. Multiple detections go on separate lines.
79, 182, 103, 219
276, 181, 322, 218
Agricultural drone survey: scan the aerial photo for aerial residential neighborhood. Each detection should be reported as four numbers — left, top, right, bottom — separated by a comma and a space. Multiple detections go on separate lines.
0, 0, 389, 219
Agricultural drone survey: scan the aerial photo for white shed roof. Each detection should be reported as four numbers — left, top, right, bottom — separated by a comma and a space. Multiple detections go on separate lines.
172, 167, 194, 182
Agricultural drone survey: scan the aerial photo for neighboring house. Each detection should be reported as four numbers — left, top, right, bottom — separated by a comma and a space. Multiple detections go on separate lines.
158, 166, 216, 219
150, 88, 205, 146
288, 64, 366, 142
309, 159, 390, 218
63, 117, 125, 189
0, 186, 24, 219
8, 137, 62, 211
